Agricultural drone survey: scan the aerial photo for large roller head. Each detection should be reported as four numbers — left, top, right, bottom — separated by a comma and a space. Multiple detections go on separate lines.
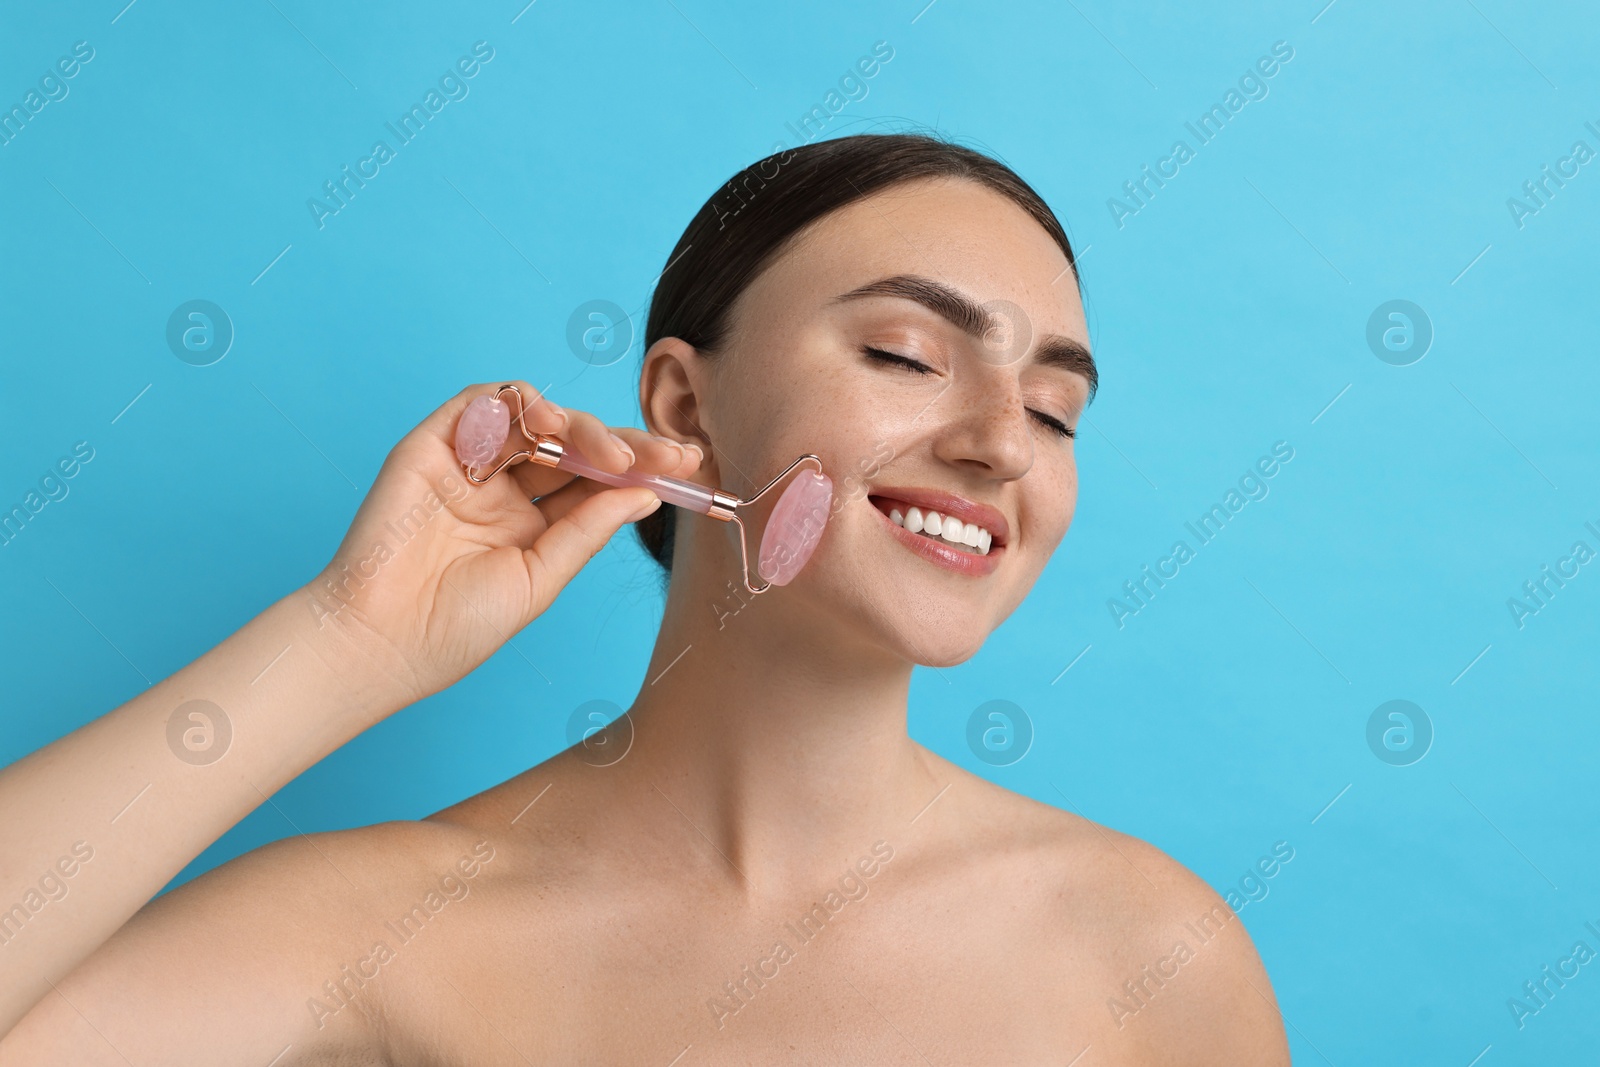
756, 469, 834, 586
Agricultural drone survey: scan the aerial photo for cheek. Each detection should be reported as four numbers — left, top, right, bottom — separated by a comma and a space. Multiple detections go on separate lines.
714, 344, 820, 439
1030, 453, 1079, 551
729, 357, 884, 495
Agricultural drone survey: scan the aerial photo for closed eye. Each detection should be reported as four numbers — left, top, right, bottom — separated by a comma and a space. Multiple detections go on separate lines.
863, 346, 1075, 441
863, 346, 932, 374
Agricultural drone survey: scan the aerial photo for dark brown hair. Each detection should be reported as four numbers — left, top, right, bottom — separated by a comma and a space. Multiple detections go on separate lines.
635, 132, 1079, 575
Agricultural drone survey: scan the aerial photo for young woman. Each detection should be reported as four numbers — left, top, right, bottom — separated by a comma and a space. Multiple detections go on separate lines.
0, 134, 1289, 1064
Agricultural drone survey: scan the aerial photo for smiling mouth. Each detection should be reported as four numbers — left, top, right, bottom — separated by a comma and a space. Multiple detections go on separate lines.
868, 496, 1001, 558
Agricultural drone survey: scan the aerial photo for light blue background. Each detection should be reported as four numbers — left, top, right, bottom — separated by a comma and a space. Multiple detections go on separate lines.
3, 1, 1596, 1060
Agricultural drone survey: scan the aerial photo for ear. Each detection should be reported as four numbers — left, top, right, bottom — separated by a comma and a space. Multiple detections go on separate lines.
639, 336, 719, 481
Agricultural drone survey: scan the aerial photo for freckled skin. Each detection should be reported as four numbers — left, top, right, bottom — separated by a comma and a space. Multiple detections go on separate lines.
4, 180, 1288, 1065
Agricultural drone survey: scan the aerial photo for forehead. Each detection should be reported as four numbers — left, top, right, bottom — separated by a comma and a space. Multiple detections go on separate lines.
757, 177, 1087, 338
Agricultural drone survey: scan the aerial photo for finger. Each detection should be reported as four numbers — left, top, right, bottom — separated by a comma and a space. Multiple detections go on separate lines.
507, 424, 704, 503
667, 439, 706, 478
506, 455, 578, 504
515, 384, 569, 438
610, 426, 696, 474
519, 470, 603, 528
523, 487, 662, 611
529, 438, 709, 529
563, 408, 635, 474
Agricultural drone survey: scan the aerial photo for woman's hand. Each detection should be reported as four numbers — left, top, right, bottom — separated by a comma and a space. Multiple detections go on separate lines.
305, 381, 700, 707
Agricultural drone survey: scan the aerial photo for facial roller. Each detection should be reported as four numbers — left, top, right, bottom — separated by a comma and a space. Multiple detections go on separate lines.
454, 384, 834, 594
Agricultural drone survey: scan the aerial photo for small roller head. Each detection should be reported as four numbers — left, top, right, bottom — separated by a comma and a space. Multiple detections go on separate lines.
456, 394, 512, 470
756, 469, 834, 586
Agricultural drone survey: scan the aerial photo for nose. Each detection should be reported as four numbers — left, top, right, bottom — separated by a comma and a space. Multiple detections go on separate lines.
929, 365, 1035, 481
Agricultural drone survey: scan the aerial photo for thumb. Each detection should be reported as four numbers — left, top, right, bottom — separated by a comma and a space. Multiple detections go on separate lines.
523, 487, 662, 609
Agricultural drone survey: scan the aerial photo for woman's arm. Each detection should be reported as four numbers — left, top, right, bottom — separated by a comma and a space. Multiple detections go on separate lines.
0, 381, 694, 1037
0, 576, 401, 1035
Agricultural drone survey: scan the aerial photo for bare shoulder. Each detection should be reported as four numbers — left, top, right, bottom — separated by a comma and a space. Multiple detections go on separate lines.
1052, 818, 1289, 1063
3, 815, 496, 1066
915, 749, 1290, 1064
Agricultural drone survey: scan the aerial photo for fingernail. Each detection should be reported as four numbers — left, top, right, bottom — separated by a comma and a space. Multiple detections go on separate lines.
655, 434, 686, 457
609, 432, 635, 463
685, 442, 705, 463
543, 399, 568, 430
627, 493, 662, 522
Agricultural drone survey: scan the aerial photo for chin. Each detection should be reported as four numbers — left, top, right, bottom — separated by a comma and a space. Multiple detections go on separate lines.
781, 503, 1004, 667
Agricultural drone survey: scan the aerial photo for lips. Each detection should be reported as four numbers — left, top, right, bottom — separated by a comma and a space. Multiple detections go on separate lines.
867, 487, 1009, 546
867, 487, 1008, 577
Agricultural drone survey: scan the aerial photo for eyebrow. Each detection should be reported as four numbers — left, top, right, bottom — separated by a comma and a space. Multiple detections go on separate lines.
832, 274, 1098, 403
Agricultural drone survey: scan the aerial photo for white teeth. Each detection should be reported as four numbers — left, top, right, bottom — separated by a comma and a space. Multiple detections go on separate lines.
881, 500, 995, 556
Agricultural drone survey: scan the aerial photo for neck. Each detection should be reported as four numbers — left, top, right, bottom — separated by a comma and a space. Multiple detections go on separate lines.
621, 553, 938, 891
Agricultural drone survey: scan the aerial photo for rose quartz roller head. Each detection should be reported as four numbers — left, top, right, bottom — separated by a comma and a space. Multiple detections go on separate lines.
454, 385, 833, 594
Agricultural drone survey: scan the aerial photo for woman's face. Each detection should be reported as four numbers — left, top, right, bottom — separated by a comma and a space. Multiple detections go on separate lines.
678, 177, 1093, 666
